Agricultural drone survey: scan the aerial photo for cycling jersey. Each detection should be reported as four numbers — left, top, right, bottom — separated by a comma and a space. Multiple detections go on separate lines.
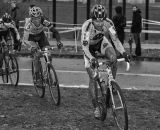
24, 16, 52, 35
23, 16, 61, 49
81, 18, 125, 60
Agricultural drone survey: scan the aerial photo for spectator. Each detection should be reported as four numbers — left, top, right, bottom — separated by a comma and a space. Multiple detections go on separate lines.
112, 6, 126, 45
10, 0, 20, 29
131, 5, 142, 56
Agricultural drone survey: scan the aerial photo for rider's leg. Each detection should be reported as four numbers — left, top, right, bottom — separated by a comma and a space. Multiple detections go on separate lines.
10, 28, 20, 50
0, 50, 3, 73
0, 34, 6, 73
28, 41, 40, 79
38, 31, 51, 61
105, 47, 117, 79
87, 68, 98, 108
101, 37, 117, 79
84, 55, 99, 112
38, 31, 50, 49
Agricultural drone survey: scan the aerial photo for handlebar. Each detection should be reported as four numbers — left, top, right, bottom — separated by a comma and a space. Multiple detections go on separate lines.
98, 58, 130, 72
42, 46, 57, 51
36, 46, 57, 56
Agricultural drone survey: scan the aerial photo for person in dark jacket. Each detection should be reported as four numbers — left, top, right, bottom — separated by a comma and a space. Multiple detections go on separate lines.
112, 6, 126, 45
10, 0, 19, 29
131, 6, 142, 56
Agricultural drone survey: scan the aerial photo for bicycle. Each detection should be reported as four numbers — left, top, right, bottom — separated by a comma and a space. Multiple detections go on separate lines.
93, 58, 130, 130
0, 35, 19, 86
31, 44, 61, 106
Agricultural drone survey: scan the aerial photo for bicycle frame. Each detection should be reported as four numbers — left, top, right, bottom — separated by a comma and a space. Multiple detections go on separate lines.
95, 58, 130, 108
31, 44, 61, 104
0, 36, 19, 86
32, 45, 56, 80
93, 58, 129, 129
40, 49, 52, 80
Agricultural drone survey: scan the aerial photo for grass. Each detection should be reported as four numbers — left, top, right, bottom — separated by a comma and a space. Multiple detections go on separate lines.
0, 85, 160, 130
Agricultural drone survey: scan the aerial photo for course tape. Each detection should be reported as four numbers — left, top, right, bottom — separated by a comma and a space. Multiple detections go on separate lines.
19, 20, 160, 34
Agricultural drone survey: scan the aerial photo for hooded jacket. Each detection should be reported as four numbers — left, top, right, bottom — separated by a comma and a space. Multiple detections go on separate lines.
131, 9, 142, 33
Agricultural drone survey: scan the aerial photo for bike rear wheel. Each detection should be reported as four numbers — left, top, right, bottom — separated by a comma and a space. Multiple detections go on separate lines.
110, 81, 128, 130
47, 64, 60, 106
32, 61, 45, 98
8, 55, 19, 86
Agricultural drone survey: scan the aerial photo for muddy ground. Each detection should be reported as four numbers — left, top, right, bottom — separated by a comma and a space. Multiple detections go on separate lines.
0, 85, 160, 130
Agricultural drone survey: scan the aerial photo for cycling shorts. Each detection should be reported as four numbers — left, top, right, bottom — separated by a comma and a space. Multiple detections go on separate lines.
88, 36, 113, 57
84, 36, 115, 68
28, 31, 49, 49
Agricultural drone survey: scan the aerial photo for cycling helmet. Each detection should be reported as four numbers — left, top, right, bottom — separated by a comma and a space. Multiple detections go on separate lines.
2, 13, 12, 23
91, 4, 106, 20
29, 6, 42, 18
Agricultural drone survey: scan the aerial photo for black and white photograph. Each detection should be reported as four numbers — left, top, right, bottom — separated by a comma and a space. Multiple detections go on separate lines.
0, 0, 160, 129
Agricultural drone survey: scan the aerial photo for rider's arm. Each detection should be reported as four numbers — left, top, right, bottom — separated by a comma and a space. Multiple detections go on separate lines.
105, 19, 125, 54
49, 26, 61, 42
6, 21, 20, 40
42, 17, 61, 42
23, 18, 30, 41
81, 22, 94, 60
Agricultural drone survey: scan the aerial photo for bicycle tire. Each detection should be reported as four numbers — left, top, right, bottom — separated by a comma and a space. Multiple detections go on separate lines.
8, 55, 19, 86
2, 57, 9, 83
110, 81, 128, 130
31, 61, 45, 98
47, 64, 60, 106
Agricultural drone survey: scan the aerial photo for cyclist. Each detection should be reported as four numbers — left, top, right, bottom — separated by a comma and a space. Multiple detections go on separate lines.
0, 12, 21, 74
81, 4, 129, 119
23, 6, 63, 85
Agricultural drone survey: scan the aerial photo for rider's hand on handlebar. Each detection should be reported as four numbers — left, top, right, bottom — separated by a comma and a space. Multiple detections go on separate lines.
122, 52, 130, 62
57, 41, 63, 49
90, 57, 99, 69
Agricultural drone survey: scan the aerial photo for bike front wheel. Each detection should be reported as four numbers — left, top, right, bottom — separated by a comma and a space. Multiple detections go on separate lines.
32, 61, 45, 98
8, 55, 19, 86
47, 64, 60, 106
110, 81, 128, 130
